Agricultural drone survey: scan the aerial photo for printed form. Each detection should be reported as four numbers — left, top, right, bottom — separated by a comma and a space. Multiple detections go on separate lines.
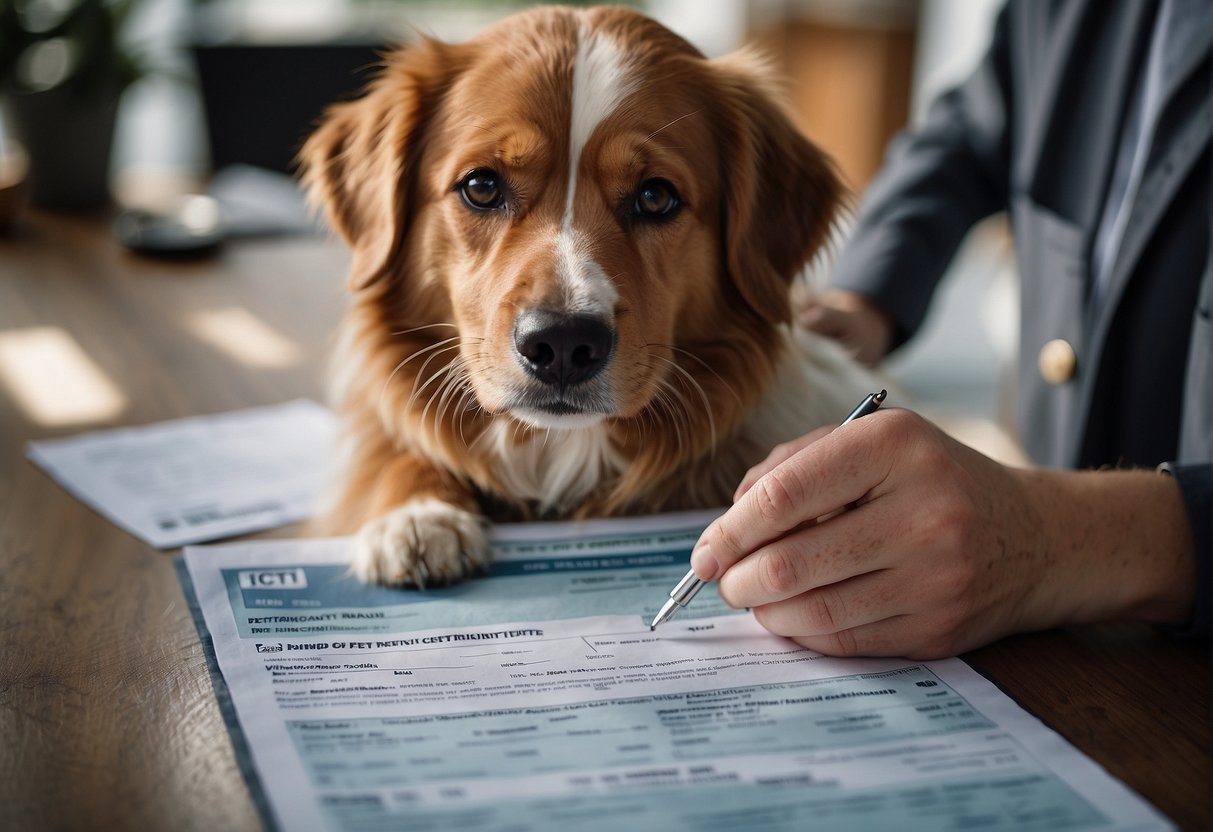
28, 400, 336, 548
181, 511, 1173, 832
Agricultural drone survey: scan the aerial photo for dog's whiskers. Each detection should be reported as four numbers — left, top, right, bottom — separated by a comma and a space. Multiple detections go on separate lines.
655, 355, 717, 456
647, 342, 743, 406
455, 384, 480, 448
638, 363, 689, 460
450, 350, 500, 451
653, 382, 688, 459
663, 379, 696, 455
433, 360, 468, 444
382, 336, 461, 406
462, 372, 501, 453
389, 322, 459, 338
511, 418, 527, 448
403, 344, 462, 412
426, 356, 477, 448
641, 109, 702, 146
423, 358, 466, 444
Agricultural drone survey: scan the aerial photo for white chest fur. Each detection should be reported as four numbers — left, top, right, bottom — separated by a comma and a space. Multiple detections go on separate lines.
483, 420, 628, 514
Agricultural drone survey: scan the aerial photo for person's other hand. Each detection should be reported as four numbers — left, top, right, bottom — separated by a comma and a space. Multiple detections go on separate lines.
691, 410, 1196, 659
798, 289, 894, 367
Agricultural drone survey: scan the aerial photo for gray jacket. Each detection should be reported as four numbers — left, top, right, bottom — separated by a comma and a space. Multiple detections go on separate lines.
831, 0, 1211, 633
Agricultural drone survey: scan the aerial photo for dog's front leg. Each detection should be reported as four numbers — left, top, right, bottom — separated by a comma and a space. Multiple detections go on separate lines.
350, 453, 489, 587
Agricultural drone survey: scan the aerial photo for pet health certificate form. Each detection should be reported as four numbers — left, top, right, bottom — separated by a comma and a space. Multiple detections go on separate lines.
180, 511, 1173, 832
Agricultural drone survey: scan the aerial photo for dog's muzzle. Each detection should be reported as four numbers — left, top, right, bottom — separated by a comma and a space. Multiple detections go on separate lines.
513, 310, 615, 389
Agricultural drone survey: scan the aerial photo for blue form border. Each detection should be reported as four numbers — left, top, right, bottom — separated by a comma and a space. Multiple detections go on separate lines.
174, 556, 281, 832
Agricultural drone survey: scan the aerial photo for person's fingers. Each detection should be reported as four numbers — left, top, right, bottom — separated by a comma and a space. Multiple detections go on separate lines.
734, 425, 835, 502
746, 569, 908, 638
788, 616, 922, 658
690, 413, 896, 581
798, 301, 844, 335
797, 291, 894, 367
715, 497, 900, 608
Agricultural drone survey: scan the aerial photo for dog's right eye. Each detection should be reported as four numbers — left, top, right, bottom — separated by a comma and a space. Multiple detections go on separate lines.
458, 170, 504, 211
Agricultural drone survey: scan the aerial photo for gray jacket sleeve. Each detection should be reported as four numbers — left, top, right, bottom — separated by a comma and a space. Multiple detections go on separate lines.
830, 2, 1211, 639
830, 5, 1014, 347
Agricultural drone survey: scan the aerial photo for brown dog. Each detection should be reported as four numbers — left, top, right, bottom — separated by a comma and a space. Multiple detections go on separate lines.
300, 5, 879, 586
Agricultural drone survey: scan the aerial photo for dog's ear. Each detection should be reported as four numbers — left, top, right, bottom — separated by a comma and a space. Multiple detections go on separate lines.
299, 39, 459, 290
711, 50, 843, 324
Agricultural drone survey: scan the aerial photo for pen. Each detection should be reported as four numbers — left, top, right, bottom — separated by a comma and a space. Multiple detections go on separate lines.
648, 389, 888, 631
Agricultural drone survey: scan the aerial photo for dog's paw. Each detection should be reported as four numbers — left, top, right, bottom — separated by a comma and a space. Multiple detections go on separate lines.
351, 498, 489, 587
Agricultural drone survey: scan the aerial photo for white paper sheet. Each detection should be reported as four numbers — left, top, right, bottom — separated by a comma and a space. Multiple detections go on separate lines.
182, 511, 1174, 832
28, 400, 336, 548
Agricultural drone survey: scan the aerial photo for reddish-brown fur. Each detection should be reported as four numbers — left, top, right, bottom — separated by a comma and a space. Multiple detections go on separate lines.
300, 6, 842, 584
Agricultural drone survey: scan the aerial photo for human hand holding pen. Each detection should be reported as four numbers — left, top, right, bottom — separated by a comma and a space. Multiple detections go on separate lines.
650, 392, 885, 630
686, 409, 1197, 659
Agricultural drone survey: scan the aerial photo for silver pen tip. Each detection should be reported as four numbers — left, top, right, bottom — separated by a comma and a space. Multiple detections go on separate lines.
650, 597, 681, 631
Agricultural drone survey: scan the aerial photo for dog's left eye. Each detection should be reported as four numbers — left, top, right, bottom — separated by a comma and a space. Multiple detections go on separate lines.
633, 179, 680, 219
459, 169, 504, 211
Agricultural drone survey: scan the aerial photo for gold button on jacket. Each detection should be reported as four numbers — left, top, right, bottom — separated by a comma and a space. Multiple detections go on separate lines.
1039, 338, 1077, 384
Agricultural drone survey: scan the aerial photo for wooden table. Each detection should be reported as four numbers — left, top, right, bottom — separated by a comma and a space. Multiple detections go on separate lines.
0, 212, 1208, 830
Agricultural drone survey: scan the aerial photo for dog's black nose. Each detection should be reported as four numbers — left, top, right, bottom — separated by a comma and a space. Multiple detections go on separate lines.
513, 310, 614, 387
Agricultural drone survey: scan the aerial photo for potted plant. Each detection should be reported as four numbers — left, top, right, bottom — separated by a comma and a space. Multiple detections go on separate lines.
0, 0, 143, 210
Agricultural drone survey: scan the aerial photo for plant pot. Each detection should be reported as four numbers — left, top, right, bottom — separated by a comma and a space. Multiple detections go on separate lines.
2, 84, 121, 212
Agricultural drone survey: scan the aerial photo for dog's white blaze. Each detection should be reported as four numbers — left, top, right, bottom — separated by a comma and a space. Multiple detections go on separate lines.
555, 228, 616, 315
565, 28, 634, 225
555, 26, 635, 316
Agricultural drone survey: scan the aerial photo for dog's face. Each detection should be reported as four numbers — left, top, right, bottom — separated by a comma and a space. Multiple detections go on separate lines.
304, 6, 839, 500
429, 22, 729, 428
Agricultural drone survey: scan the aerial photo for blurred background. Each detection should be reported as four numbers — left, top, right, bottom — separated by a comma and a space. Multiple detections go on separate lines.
0, 0, 1017, 453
